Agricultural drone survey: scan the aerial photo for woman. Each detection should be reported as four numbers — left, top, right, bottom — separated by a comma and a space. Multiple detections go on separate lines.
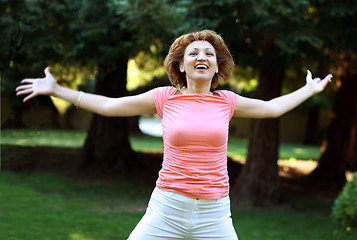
16, 30, 332, 239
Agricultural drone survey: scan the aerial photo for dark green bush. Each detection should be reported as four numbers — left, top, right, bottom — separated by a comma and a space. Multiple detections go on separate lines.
332, 172, 357, 233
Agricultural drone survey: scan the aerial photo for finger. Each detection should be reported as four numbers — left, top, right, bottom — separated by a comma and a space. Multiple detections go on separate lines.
319, 75, 332, 84
323, 74, 333, 82
44, 66, 50, 77
320, 78, 330, 90
319, 74, 333, 89
17, 89, 33, 96
15, 85, 32, 92
21, 79, 35, 84
23, 92, 36, 102
306, 70, 312, 82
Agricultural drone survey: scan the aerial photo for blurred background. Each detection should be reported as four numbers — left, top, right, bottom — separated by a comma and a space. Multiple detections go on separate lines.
1, 0, 356, 239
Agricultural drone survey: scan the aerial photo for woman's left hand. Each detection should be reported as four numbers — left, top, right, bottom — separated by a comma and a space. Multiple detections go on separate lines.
306, 70, 333, 94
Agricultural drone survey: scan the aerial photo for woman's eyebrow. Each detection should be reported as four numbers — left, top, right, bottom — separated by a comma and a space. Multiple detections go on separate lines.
188, 47, 215, 52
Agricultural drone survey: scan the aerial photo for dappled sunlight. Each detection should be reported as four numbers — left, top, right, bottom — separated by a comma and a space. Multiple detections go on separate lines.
346, 171, 354, 182
291, 147, 308, 154
227, 152, 246, 163
278, 159, 318, 175
279, 143, 321, 160
49, 64, 96, 115
127, 51, 165, 91
69, 233, 94, 240
3, 129, 323, 162
229, 66, 259, 93
51, 96, 72, 115
1, 129, 86, 147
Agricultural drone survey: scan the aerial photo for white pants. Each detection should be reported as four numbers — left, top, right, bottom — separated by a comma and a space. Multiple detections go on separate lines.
127, 187, 239, 240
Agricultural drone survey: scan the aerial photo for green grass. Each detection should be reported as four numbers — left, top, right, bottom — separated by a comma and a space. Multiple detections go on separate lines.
0, 171, 150, 240
1, 171, 356, 240
1, 129, 321, 160
1, 129, 356, 239
1, 129, 86, 148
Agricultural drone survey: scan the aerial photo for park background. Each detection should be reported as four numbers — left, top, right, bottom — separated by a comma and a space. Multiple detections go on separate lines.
1, 0, 357, 239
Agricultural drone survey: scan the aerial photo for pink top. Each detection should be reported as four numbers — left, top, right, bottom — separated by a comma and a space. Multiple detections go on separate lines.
153, 86, 237, 199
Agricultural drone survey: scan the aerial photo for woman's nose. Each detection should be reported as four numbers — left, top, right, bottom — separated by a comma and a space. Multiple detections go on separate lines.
197, 52, 206, 60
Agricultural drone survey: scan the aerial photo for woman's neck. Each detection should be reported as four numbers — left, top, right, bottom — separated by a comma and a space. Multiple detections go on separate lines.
186, 80, 211, 94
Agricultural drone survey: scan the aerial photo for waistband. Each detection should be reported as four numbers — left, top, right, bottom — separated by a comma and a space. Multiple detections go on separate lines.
154, 187, 229, 204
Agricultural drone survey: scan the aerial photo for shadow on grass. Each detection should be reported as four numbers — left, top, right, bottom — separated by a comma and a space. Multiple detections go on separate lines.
1, 145, 242, 189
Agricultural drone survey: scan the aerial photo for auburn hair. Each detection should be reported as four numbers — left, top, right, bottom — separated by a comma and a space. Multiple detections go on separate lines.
164, 30, 234, 89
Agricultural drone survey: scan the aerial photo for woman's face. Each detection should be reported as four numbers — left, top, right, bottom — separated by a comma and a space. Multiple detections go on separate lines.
180, 40, 218, 84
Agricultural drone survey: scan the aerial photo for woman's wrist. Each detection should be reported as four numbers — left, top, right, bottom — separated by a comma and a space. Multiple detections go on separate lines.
303, 82, 315, 97
52, 84, 80, 106
74, 91, 84, 108
52, 83, 63, 98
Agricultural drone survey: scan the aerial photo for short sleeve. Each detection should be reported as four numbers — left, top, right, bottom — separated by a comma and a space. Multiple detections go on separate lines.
217, 90, 237, 119
153, 86, 177, 118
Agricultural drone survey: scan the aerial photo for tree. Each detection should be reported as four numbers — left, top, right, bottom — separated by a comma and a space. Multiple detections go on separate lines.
229, 0, 323, 207
232, 33, 285, 206
308, 0, 357, 190
64, 0, 186, 170
1, 0, 190, 170
0, 0, 70, 128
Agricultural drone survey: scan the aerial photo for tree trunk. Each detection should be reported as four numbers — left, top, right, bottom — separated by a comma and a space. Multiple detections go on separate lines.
309, 62, 357, 191
2, 107, 26, 129
231, 33, 284, 207
80, 54, 135, 172
348, 96, 357, 171
304, 106, 320, 145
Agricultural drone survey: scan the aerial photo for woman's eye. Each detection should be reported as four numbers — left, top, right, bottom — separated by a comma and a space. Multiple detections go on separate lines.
189, 52, 197, 56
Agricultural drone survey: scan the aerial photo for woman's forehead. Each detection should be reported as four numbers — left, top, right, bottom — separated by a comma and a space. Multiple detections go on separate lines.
185, 40, 215, 52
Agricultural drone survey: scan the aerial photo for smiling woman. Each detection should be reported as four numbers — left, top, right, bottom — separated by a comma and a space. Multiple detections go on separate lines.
164, 30, 234, 90
178, 41, 219, 93
15, 29, 332, 240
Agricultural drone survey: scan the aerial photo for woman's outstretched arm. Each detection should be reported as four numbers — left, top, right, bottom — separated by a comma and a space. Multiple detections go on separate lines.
234, 70, 333, 118
16, 67, 156, 117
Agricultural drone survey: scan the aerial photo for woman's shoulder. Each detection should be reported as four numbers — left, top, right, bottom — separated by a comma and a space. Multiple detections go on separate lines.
215, 89, 236, 98
155, 86, 177, 93
215, 89, 237, 108
153, 86, 178, 101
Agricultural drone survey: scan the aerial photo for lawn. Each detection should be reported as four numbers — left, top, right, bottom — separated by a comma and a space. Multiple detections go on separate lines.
1, 129, 321, 160
1, 129, 355, 239
1, 171, 356, 240
0, 171, 147, 240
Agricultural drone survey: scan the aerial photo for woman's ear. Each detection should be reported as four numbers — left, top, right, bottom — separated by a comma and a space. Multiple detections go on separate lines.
179, 62, 185, 73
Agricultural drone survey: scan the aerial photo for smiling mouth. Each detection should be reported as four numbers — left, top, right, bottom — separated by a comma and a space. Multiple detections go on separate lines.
195, 64, 208, 70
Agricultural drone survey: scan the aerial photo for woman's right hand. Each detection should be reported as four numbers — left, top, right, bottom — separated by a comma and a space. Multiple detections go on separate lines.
16, 67, 57, 102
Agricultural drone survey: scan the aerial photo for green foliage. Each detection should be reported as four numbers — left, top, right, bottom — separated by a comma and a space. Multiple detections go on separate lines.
0, 0, 190, 105
332, 172, 357, 233
312, 0, 357, 53
227, 0, 331, 96
233, 0, 320, 61
66, 0, 186, 64
0, 0, 70, 107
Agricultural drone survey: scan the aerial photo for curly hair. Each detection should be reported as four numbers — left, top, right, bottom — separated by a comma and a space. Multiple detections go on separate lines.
164, 30, 234, 89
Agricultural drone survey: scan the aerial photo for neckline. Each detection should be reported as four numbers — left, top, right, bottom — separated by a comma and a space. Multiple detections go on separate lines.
174, 88, 221, 97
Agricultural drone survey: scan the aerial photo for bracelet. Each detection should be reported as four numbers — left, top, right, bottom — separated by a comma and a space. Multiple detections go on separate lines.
75, 91, 84, 109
